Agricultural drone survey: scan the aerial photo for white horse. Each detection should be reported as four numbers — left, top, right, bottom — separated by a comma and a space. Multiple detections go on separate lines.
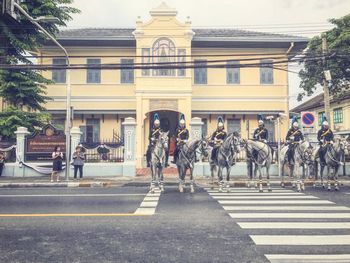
280, 141, 313, 192
245, 139, 273, 192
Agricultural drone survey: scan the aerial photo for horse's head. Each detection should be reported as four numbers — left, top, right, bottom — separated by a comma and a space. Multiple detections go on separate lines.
199, 139, 209, 158
157, 131, 169, 151
231, 132, 241, 154
299, 141, 313, 164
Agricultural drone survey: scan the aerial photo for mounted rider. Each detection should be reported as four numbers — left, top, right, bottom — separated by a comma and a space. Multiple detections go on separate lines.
146, 113, 163, 167
210, 117, 227, 162
172, 114, 189, 164
285, 117, 304, 165
252, 118, 269, 160
317, 119, 334, 165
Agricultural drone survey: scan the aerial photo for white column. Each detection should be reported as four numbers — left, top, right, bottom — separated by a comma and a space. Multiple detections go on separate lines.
14, 127, 30, 164
122, 117, 137, 176
70, 127, 82, 158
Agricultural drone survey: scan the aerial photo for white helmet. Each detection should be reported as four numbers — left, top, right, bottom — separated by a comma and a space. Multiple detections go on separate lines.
180, 119, 185, 125
154, 119, 160, 125
218, 122, 224, 127
322, 121, 329, 126
292, 122, 299, 128
258, 120, 264, 125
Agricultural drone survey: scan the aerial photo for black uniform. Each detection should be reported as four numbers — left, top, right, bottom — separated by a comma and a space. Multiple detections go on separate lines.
250, 126, 269, 165
146, 127, 162, 167
317, 127, 334, 165
210, 129, 227, 161
286, 127, 304, 164
172, 127, 189, 164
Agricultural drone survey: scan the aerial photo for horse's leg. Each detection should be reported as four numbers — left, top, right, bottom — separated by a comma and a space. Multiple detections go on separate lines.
301, 164, 305, 191
266, 163, 271, 192
290, 165, 296, 188
313, 161, 318, 188
334, 165, 340, 191
254, 164, 258, 189
179, 166, 184, 193
226, 166, 231, 192
190, 167, 195, 193
294, 163, 301, 192
320, 164, 325, 188
218, 166, 224, 192
327, 165, 331, 191
159, 166, 164, 193
258, 166, 263, 193
150, 165, 155, 193
281, 161, 285, 188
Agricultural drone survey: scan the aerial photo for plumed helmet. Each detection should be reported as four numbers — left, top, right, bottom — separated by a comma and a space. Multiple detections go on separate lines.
179, 114, 186, 125
322, 120, 329, 126
293, 122, 299, 128
154, 113, 160, 125
217, 116, 224, 127
258, 120, 264, 125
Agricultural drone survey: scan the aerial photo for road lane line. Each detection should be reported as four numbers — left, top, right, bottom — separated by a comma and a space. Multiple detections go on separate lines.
238, 222, 350, 229
208, 192, 305, 196
250, 235, 350, 245
0, 213, 151, 217
229, 213, 350, 218
222, 206, 350, 211
266, 254, 350, 263
219, 200, 334, 204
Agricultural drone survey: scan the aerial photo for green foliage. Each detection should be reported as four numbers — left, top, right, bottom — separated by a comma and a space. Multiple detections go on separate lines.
0, 106, 50, 139
298, 14, 350, 101
0, 0, 80, 138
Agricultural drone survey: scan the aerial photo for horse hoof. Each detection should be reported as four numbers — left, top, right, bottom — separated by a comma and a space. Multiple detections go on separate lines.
335, 187, 339, 191
268, 188, 272, 192
151, 189, 155, 194
327, 187, 331, 191
259, 189, 263, 193
190, 188, 195, 193
161, 187, 165, 193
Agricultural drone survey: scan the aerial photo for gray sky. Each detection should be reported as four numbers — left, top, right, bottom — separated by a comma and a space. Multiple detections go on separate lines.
66, 0, 350, 109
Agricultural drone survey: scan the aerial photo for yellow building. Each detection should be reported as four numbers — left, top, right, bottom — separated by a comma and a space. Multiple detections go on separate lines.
37, 2, 308, 167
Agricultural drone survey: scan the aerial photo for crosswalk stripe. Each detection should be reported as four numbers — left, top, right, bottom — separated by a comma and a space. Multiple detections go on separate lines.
208, 192, 305, 196
238, 222, 350, 229
211, 195, 318, 199
206, 189, 294, 193
229, 213, 350, 218
223, 206, 350, 211
250, 235, 350, 245
219, 200, 334, 204
266, 254, 350, 263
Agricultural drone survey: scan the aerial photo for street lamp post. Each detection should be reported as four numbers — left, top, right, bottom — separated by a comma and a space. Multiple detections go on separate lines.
13, 3, 71, 181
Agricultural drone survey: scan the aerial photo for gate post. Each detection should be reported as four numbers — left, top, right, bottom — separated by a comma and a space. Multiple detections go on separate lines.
190, 117, 205, 176
122, 117, 137, 176
70, 127, 82, 158
14, 127, 30, 177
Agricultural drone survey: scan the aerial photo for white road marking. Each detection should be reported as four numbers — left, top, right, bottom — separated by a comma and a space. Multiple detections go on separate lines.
251, 235, 350, 245
134, 190, 161, 215
238, 222, 350, 229
229, 213, 350, 219
208, 192, 305, 196
211, 195, 318, 199
219, 200, 334, 204
266, 254, 350, 263
206, 189, 294, 193
0, 194, 146, 197
222, 205, 350, 211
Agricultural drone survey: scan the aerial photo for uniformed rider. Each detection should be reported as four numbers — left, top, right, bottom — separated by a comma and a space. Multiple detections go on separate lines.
252, 119, 269, 160
172, 115, 189, 164
317, 120, 334, 165
210, 117, 227, 162
146, 114, 162, 167
286, 119, 304, 165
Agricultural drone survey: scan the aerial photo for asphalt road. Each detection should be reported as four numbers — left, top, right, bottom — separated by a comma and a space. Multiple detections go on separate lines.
0, 183, 349, 263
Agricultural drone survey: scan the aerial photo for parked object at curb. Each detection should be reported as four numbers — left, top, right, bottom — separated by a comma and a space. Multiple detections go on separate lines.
0, 152, 5, 176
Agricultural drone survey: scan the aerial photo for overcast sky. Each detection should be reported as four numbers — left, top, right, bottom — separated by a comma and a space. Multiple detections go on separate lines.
66, 0, 350, 109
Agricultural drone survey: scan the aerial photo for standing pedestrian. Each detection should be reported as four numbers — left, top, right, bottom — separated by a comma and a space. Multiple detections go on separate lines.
0, 152, 5, 177
51, 146, 63, 182
72, 145, 85, 180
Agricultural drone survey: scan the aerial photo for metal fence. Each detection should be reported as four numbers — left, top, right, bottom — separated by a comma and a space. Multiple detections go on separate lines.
0, 140, 16, 163
80, 140, 124, 163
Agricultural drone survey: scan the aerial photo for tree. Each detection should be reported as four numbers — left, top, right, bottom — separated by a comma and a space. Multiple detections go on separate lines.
0, 0, 80, 139
298, 14, 350, 101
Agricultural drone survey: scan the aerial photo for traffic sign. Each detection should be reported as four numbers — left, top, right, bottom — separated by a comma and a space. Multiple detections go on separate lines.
301, 111, 316, 127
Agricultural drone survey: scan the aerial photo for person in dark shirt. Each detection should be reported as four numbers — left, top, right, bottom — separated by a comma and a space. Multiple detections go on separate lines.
286, 120, 304, 165
172, 115, 189, 164
210, 117, 227, 162
146, 114, 162, 167
317, 120, 334, 165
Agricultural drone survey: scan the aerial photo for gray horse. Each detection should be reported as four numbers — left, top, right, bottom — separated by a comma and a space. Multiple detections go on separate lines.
210, 132, 241, 192
280, 141, 312, 192
319, 137, 348, 191
245, 139, 273, 192
176, 139, 209, 193
150, 131, 169, 193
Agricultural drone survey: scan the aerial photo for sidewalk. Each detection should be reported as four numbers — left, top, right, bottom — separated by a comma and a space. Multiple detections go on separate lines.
0, 174, 349, 188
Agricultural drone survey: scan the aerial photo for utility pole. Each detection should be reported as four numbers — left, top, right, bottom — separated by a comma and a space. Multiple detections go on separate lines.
322, 37, 332, 128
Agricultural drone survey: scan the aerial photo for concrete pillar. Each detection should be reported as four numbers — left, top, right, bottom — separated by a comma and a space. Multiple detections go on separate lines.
70, 127, 82, 156
14, 127, 30, 177
190, 117, 205, 176
122, 117, 137, 176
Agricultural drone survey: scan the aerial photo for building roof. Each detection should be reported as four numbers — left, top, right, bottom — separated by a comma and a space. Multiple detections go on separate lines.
291, 92, 350, 113
53, 28, 308, 49
57, 27, 307, 42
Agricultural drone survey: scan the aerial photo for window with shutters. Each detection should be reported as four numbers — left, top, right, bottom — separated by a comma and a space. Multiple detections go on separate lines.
121, 59, 134, 83
318, 111, 325, 126
178, 49, 186, 77
194, 60, 207, 84
141, 48, 150, 76
260, 59, 273, 84
52, 58, 66, 83
227, 61, 240, 84
333, 108, 343, 124
87, 59, 101, 83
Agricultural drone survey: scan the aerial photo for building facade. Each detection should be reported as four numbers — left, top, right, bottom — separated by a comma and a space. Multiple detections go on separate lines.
37, 3, 308, 167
